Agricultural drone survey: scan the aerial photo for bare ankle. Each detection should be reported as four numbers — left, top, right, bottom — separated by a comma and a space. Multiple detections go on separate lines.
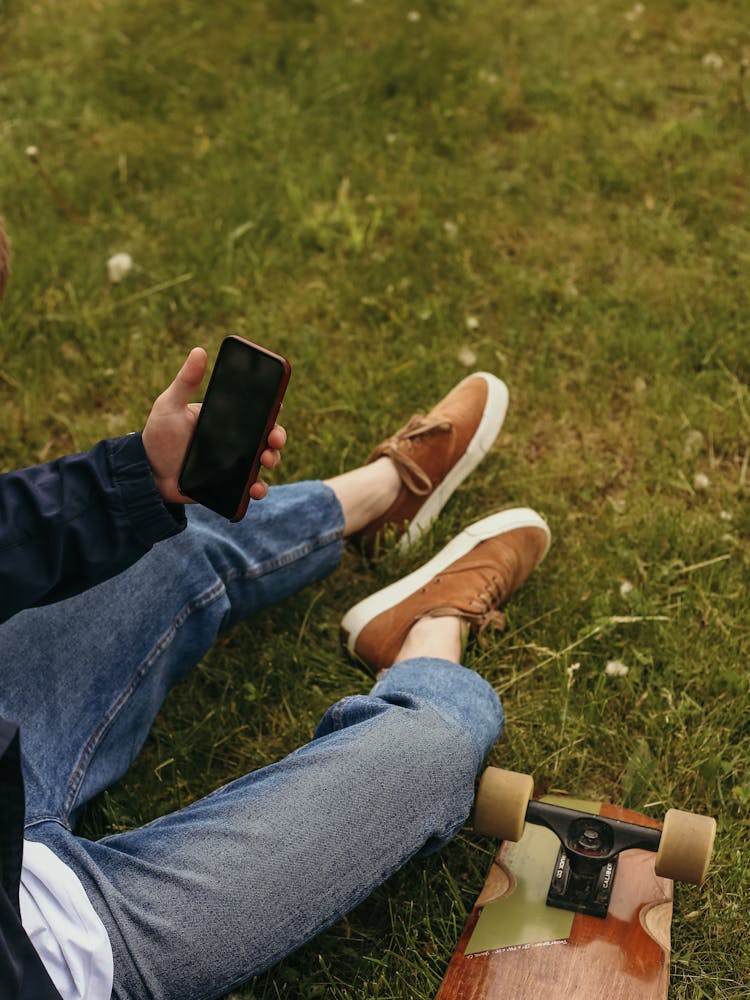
394, 614, 468, 666
325, 458, 401, 537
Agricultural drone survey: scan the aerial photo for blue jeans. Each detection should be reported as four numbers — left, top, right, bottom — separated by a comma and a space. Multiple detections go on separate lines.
1, 482, 503, 1000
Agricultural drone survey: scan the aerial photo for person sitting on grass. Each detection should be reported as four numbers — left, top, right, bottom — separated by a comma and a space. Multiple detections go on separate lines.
0, 217, 550, 1000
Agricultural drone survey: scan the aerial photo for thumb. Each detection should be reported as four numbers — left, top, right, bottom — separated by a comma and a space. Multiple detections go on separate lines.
163, 347, 208, 409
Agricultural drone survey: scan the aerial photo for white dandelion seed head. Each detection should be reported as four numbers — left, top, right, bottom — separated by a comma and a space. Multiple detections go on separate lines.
683, 429, 705, 459
25, 145, 39, 160
625, 3, 645, 22
407, 10, 421, 22
107, 252, 133, 284
443, 220, 459, 238
693, 472, 710, 491
719, 510, 733, 522
465, 315, 480, 331
702, 52, 724, 71
605, 660, 629, 677
619, 580, 634, 597
457, 346, 478, 367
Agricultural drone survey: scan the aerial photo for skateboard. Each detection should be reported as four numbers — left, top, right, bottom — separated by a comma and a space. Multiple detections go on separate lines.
436, 767, 716, 1000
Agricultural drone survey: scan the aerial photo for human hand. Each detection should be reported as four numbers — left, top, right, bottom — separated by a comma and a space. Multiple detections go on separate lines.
142, 347, 287, 505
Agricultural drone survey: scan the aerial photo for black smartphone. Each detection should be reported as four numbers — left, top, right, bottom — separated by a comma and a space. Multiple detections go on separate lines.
178, 335, 291, 521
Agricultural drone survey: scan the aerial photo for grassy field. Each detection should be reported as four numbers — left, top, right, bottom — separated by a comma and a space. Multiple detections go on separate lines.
1, 0, 748, 996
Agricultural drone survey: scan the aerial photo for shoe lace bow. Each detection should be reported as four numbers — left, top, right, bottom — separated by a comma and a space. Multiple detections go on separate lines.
463, 563, 508, 635
427, 561, 508, 637
376, 413, 452, 495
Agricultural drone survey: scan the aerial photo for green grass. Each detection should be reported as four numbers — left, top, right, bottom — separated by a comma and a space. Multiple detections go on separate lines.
1, 0, 748, 996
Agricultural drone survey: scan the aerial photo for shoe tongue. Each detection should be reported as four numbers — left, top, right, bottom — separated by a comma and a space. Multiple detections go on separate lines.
435, 552, 517, 623
396, 412, 451, 437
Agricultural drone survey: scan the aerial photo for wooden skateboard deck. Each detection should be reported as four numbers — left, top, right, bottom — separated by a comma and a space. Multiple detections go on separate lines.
436, 796, 673, 1000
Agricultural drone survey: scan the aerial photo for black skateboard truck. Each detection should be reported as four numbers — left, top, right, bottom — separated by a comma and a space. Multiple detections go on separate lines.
525, 800, 661, 918
473, 767, 717, 920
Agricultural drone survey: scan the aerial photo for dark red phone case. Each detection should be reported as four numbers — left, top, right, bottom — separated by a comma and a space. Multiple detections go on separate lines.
178, 335, 291, 522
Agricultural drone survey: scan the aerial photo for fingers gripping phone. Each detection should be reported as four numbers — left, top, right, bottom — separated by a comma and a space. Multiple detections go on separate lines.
178, 335, 291, 521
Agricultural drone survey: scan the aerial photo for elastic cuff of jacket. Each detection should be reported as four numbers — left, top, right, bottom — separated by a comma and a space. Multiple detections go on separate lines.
106, 434, 186, 546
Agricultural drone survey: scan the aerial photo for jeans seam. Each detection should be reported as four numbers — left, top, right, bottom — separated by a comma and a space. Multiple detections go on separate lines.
60, 579, 228, 826
23, 816, 68, 834
328, 696, 351, 732
220, 529, 344, 586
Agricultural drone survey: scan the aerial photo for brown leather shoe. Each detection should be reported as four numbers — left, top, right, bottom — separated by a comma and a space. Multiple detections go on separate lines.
341, 508, 550, 674
352, 372, 509, 554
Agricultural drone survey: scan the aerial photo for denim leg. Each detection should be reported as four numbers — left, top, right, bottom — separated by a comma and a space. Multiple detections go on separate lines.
0, 482, 344, 829
29, 659, 503, 1000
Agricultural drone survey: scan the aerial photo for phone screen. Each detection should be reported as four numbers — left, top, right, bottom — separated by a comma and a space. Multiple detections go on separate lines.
179, 337, 287, 519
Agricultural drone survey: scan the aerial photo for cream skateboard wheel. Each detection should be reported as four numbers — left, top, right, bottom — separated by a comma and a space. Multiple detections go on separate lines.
654, 808, 716, 884
473, 767, 534, 841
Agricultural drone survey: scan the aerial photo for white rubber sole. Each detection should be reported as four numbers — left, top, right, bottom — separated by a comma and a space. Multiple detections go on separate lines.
341, 507, 551, 657
398, 372, 509, 552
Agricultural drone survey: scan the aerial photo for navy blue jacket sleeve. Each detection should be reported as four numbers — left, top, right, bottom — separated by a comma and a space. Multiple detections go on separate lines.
0, 433, 186, 625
